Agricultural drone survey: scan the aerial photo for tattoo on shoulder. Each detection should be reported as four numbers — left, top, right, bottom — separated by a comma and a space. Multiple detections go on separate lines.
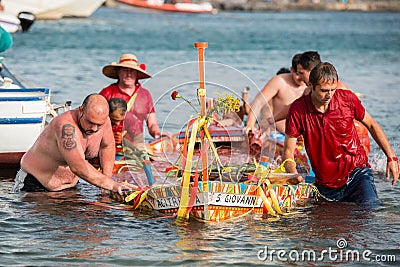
62, 124, 77, 150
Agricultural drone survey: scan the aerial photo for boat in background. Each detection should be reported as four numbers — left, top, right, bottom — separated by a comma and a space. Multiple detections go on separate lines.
117, 0, 217, 14
0, 60, 71, 168
0, 11, 35, 33
0, 62, 25, 88
0, 87, 50, 168
1, 0, 105, 20
57, 0, 106, 18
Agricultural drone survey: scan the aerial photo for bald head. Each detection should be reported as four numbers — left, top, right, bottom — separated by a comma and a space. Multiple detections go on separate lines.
82, 94, 109, 116
79, 94, 109, 135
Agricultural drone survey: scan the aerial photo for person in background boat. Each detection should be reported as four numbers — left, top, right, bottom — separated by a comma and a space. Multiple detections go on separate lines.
244, 53, 306, 134
11, 94, 136, 194
100, 53, 162, 151
282, 62, 398, 204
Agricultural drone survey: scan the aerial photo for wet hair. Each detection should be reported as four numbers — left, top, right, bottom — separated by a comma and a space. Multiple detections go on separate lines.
291, 53, 302, 72
108, 98, 127, 114
276, 67, 290, 75
309, 62, 338, 89
299, 51, 321, 71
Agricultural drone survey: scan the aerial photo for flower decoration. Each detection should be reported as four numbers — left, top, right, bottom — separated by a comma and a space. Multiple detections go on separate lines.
171, 90, 180, 100
171, 90, 197, 112
213, 92, 241, 115
171, 90, 241, 121
140, 63, 146, 70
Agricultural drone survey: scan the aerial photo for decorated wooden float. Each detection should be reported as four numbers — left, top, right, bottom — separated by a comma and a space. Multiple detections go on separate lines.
105, 42, 316, 222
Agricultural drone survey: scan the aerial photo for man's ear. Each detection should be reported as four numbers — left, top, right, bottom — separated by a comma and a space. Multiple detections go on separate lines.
78, 106, 84, 116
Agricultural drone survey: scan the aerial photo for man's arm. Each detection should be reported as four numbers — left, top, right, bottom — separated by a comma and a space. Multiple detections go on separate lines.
273, 104, 290, 123
360, 111, 399, 185
245, 76, 281, 133
241, 89, 251, 116
56, 122, 135, 194
99, 120, 116, 177
282, 135, 304, 182
146, 112, 161, 138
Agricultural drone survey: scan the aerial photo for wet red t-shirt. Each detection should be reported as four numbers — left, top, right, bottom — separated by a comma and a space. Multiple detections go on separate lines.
100, 83, 155, 137
285, 89, 368, 188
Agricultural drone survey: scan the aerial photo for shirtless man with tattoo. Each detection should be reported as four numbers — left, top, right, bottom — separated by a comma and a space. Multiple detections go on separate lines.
11, 94, 136, 195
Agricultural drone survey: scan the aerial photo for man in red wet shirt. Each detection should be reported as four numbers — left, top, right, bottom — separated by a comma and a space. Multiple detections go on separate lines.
282, 62, 398, 204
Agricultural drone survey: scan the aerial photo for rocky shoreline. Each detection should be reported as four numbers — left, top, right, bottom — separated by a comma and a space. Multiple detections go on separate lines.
209, 0, 400, 12
105, 0, 400, 12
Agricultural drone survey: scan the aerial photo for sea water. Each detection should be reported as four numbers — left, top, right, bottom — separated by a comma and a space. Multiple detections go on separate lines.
1, 6, 399, 266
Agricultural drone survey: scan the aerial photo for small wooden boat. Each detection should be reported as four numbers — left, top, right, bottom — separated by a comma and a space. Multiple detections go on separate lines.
105, 42, 315, 222
111, 179, 314, 221
117, 0, 217, 14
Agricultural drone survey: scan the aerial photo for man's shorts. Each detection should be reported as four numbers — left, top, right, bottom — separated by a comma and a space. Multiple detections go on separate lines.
11, 169, 47, 193
316, 166, 380, 205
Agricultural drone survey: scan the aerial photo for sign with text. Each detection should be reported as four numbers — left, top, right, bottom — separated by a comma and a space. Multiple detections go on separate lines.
151, 192, 262, 210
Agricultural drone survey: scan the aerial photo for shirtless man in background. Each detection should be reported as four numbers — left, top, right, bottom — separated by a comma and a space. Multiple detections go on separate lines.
272, 51, 351, 125
12, 94, 136, 195
245, 53, 306, 134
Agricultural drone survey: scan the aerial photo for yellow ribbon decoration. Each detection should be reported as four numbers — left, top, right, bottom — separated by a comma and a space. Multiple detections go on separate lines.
125, 190, 141, 203
177, 118, 201, 218
264, 179, 284, 215
257, 186, 277, 217
273, 158, 296, 173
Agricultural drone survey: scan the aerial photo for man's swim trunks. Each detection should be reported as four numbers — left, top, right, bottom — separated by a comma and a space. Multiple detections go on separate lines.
11, 169, 47, 193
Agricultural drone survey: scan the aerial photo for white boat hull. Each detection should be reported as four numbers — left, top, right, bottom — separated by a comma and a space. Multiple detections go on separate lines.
0, 88, 50, 168
0, 12, 20, 33
2, 0, 105, 20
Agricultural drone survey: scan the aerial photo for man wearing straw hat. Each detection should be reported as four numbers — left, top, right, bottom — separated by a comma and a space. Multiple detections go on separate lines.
100, 53, 161, 151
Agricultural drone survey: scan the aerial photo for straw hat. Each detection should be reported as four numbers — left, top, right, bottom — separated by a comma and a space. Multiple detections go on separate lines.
102, 53, 151, 80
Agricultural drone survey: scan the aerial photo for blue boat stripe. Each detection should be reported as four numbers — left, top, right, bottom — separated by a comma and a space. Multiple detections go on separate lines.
0, 88, 49, 94
0, 97, 45, 101
0, 118, 44, 124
